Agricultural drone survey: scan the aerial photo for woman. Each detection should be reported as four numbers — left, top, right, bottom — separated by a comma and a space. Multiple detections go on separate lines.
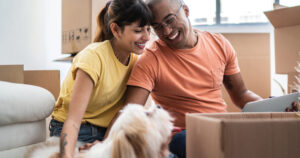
49, 0, 152, 157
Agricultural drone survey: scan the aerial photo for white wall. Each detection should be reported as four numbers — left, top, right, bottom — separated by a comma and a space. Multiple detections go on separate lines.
0, 0, 71, 83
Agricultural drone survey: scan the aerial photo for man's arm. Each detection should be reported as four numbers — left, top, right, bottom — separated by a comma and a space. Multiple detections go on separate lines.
105, 86, 150, 140
223, 73, 262, 109
124, 86, 151, 105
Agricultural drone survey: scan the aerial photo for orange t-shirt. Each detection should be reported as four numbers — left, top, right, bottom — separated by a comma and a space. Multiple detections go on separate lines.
127, 31, 240, 128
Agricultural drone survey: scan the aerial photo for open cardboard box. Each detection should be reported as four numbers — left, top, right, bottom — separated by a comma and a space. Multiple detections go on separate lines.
186, 112, 300, 158
264, 5, 300, 74
265, 6, 300, 93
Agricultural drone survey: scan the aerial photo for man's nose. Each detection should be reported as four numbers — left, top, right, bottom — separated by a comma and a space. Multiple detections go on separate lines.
163, 25, 172, 36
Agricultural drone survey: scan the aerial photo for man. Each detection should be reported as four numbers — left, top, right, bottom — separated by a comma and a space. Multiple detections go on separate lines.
124, 0, 262, 157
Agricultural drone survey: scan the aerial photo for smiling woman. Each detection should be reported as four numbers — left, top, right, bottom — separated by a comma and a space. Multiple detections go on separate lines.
48, 0, 153, 158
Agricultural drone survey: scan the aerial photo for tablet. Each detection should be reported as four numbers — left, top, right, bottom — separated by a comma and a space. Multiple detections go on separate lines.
242, 92, 300, 112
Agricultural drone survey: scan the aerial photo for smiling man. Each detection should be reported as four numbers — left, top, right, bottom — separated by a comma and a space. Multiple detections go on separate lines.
124, 0, 262, 158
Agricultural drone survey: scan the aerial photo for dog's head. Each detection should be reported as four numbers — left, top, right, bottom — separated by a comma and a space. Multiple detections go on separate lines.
108, 103, 174, 158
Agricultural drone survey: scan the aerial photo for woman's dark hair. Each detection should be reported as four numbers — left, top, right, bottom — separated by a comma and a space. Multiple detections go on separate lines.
94, 0, 153, 42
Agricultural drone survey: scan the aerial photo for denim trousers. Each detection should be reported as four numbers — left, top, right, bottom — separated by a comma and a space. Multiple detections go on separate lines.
49, 119, 107, 143
169, 130, 186, 158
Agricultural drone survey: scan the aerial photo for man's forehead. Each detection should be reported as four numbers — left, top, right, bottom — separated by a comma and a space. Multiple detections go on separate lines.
150, 0, 178, 22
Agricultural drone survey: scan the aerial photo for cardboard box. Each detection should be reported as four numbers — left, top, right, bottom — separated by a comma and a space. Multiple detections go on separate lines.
0, 65, 24, 83
222, 33, 271, 112
288, 72, 299, 93
265, 6, 300, 74
62, 0, 107, 54
186, 112, 300, 158
24, 70, 60, 99
0, 65, 60, 99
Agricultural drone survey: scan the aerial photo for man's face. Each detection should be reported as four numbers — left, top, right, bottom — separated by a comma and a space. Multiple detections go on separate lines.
150, 0, 191, 49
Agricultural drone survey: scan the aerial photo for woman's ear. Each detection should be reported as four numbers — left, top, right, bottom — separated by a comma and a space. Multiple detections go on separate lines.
110, 22, 121, 40
183, 5, 189, 17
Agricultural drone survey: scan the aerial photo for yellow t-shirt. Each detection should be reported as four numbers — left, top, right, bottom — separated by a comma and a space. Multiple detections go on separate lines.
52, 40, 138, 127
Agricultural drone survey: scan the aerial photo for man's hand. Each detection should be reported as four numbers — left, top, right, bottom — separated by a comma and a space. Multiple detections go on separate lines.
285, 101, 299, 112
78, 140, 101, 151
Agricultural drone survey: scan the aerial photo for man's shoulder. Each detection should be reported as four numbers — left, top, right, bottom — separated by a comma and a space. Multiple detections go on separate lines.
195, 29, 224, 41
145, 40, 165, 56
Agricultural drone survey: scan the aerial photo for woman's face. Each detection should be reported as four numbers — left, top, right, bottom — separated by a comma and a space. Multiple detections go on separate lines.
117, 21, 151, 55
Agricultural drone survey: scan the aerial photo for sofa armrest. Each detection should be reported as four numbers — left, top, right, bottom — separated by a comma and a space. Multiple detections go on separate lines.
0, 81, 55, 126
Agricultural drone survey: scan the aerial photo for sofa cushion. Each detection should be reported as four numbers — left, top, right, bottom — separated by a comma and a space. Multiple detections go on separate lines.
0, 141, 45, 158
0, 120, 46, 151
0, 81, 55, 125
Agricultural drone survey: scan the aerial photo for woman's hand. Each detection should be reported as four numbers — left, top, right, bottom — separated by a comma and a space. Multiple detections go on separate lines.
79, 140, 101, 151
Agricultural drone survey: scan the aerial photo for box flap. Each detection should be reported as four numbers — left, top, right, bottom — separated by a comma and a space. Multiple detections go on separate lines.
264, 5, 300, 28
186, 114, 224, 158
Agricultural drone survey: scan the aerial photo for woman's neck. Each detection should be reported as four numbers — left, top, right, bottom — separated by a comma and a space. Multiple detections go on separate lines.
110, 39, 130, 66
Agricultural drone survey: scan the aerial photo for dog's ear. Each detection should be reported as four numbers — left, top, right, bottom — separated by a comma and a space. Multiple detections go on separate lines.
111, 130, 148, 158
111, 131, 138, 158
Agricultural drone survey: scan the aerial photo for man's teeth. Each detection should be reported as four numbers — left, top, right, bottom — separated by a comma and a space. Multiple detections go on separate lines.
169, 32, 179, 40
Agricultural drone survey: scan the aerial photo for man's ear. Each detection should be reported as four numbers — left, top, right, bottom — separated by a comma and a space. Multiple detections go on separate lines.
110, 22, 122, 39
183, 5, 189, 17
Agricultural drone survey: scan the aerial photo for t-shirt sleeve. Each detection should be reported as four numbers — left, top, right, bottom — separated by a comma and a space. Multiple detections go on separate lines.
127, 50, 158, 92
215, 34, 240, 75
71, 48, 101, 86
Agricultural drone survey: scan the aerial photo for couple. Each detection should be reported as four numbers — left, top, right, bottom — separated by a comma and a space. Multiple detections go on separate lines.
50, 0, 262, 158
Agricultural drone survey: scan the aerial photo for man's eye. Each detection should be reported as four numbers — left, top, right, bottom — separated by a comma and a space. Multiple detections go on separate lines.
153, 25, 161, 30
134, 30, 142, 33
165, 17, 175, 24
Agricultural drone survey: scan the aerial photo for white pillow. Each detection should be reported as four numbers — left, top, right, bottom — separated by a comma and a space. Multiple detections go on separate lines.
0, 81, 55, 125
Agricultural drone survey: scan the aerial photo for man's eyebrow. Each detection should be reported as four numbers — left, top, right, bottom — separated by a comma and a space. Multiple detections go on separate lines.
152, 14, 174, 25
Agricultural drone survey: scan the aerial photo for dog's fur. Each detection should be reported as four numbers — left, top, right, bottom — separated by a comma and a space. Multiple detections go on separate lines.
25, 104, 173, 158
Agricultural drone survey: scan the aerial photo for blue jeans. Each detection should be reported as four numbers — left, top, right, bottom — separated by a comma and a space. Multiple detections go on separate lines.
49, 119, 107, 143
169, 130, 186, 158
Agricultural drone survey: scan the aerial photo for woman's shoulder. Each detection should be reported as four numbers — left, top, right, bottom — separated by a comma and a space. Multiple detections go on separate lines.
84, 40, 110, 52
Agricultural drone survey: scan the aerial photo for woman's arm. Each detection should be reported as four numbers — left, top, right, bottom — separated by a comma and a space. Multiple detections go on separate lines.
79, 85, 151, 151
60, 69, 94, 158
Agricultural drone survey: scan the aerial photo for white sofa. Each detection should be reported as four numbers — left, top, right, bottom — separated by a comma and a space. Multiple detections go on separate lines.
0, 81, 55, 157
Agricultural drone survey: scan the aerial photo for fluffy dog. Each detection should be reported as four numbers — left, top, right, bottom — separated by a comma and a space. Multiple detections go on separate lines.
25, 103, 174, 158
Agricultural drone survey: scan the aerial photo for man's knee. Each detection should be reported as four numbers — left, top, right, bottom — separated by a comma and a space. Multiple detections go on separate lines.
169, 130, 186, 158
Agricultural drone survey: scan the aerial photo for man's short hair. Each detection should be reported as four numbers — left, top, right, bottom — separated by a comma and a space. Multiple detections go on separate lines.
146, 0, 184, 8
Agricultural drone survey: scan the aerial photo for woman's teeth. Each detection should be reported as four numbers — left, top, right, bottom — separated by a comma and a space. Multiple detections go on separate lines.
136, 42, 145, 48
